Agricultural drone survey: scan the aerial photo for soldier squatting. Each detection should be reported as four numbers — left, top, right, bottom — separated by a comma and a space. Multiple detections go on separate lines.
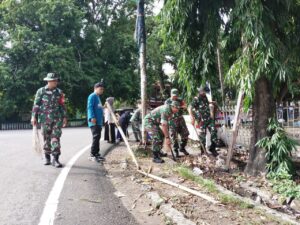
145, 87, 219, 163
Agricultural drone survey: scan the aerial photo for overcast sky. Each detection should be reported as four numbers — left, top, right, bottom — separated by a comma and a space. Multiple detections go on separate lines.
153, 0, 164, 15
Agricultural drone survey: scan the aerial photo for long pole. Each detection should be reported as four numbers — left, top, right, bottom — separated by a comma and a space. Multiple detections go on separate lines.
225, 90, 244, 169
106, 103, 140, 169
216, 48, 226, 112
136, 0, 147, 143
137, 170, 218, 204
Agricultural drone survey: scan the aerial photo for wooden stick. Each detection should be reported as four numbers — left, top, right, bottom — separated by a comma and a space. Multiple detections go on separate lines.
225, 90, 244, 169
193, 126, 206, 153
106, 102, 218, 204
137, 170, 218, 204
163, 139, 176, 161
216, 48, 226, 117
216, 47, 229, 129
106, 103, 140, 169
190, 120, 207, 154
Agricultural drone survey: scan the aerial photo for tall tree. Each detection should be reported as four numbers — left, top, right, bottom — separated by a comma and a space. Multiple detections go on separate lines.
0, 0, 85, 119
161, 0, 300, 175
0, 0, 147, 120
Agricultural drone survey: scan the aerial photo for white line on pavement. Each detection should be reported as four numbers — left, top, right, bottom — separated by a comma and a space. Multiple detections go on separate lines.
38, 144, 91, 225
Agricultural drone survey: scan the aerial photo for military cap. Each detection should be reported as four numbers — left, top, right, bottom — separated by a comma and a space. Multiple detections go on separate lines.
44, 72, 59, 81
171, 88, 179, 97
170, 100, 181, 109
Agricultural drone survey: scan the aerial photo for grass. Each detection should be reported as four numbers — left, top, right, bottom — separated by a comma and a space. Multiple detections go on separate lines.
175, 165, 254, 209
175, 166, 218, 193
133, 146, 152, 158
164, 217, 175, 225
140, 163, 292, 224
218, 193, 253, 209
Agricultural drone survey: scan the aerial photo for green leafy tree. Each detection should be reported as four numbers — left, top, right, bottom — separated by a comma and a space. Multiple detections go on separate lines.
0, 0, 155, 120
0, 0, 85, 119
147, 15, 177, 99
160, 0, 300, 175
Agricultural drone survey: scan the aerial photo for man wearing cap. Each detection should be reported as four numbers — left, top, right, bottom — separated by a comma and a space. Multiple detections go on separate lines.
165, 89, 190, 158
87, 82, 105, 162
31, 72, 67, 167
144, 101, 180, 163
188, 86, 218, 157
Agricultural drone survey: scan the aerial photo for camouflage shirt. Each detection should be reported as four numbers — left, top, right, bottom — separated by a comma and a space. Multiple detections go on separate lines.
130, 108, 141, 123
144, 105, 172, 126
32, 85, 67, 123
190, 94, 210, 120
164, 97, 185, 118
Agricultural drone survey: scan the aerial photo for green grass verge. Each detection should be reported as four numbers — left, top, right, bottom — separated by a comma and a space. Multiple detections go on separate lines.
175, 166, 218, 193
175, 165, 253, 209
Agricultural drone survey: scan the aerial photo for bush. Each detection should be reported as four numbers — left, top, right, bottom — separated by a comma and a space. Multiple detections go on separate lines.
257, 118, 300, 199
256, 118, 298, 176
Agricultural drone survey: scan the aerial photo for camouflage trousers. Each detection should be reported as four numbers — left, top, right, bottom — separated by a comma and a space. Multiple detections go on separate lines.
198, 118, 217, 147
41, 119, 63, 156
144, 119, 163, 153
169, 116, 189, 152
131, 121, 142, 141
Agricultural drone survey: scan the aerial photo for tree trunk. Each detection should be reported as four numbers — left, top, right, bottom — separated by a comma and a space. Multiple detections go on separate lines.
245, 76, 275, 176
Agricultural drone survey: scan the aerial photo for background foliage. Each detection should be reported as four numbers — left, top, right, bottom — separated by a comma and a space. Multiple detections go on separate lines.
0, 0, 159, 121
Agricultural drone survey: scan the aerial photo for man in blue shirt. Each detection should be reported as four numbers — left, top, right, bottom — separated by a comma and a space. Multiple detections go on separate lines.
87, 82, 105, 162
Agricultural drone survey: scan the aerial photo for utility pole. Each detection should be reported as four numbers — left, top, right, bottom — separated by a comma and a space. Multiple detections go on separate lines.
136, 0, 147, 143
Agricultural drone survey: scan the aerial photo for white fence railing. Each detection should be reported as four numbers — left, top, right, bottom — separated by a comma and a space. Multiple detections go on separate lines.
0, 119, 87, 131
187, 101, 300, 149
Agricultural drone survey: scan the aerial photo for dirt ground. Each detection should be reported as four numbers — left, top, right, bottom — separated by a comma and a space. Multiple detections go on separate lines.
103, 141, 297, 225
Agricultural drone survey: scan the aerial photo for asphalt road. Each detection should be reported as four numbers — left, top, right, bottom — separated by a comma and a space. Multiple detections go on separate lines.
0, 127, 138, 225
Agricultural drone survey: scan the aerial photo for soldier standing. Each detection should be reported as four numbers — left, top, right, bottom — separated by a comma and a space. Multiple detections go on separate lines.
31, 72, 67, 167
165, 89, 190, 158
130, 100, 142, 143
144, 101, 180, 163
188, 86, 218, 157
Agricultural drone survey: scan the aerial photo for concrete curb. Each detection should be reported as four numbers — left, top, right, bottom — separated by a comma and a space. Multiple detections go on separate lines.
146, 191, 196, 225
214, 182, 300, 225
160, 204, 196, 225
146, 192, 164, 209
101, 141, 121, 157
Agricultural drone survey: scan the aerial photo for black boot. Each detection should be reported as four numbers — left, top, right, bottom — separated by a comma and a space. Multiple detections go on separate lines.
159, 151, 168, 157
153, 152, 164, 163
44, 154, 51, 165
174, 149, 180, 158
179, 139, 189, 156
179, 148, 190, 156
209, 143, 218, 157
52, 154, 62, 168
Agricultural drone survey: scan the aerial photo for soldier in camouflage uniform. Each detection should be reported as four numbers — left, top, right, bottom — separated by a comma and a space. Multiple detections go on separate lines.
130, 100, 142, 143
165, 89, 190, 158
31, 72, 67, 167
188, 86, 218, 157
144, 101, 180, 163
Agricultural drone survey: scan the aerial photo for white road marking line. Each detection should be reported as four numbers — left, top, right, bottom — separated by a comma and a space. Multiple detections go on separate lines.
38, 144, 91, 225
